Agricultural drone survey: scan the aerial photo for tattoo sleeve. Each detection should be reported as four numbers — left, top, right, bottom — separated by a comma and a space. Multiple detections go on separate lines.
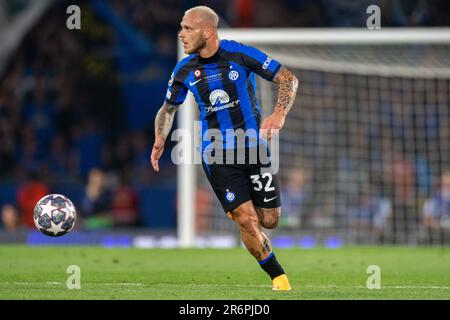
154, 102, 178, 142
272, 66, 299, 116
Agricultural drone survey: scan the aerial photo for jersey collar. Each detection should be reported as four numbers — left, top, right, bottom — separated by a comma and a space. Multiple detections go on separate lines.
197, 43, 223, 64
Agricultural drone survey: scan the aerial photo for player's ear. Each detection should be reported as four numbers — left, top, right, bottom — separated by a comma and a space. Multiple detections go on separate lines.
203, 27, 212, 40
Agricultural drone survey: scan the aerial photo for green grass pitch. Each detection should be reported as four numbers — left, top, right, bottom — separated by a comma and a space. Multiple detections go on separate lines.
0, 245, 449, 300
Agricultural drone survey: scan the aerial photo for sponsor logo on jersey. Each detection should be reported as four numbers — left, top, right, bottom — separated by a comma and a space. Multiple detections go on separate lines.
262, 57, 273, 70
189, 79, 201, 86
206, 90, 240, 113
205, 101, 240, 113
263, 196, 278, 203
209, 89, 230, 106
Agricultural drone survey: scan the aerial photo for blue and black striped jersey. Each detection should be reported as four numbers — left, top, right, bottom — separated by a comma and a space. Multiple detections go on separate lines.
165, 39, 281, 151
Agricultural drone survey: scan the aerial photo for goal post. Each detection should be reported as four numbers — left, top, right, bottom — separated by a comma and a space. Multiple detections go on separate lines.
177, 28, 450, 247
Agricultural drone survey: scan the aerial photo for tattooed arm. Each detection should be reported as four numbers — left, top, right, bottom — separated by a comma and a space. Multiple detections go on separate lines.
272, 66, 298, 116
150, 102, 178, 172
260, 66, 298, 140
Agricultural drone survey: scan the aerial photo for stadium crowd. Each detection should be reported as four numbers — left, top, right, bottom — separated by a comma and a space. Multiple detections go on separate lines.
0, 0, 449, 243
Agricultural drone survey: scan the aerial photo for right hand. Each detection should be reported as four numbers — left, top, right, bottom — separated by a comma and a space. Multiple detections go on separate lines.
150, 137, 165, 172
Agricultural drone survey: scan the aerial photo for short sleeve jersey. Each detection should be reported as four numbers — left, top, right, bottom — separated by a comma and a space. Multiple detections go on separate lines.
165, 39, 281, 151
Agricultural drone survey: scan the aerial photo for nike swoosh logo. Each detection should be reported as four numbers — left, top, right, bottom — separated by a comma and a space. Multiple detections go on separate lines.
263, 196, 278, 203
189, 79, 201, 86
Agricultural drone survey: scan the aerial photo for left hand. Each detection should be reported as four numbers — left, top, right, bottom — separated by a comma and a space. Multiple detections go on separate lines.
260, 110, 285, 141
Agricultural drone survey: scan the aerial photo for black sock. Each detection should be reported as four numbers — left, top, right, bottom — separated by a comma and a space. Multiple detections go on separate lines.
258, 252, 285, 279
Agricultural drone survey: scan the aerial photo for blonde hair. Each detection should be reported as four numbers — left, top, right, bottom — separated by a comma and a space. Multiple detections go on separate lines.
185, 6, 219, 28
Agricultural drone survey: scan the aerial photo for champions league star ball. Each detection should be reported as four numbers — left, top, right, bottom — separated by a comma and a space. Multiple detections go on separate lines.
33, 194, 77, 237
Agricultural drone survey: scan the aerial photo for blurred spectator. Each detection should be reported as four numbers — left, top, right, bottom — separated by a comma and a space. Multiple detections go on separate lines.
388, 150, 416, 204
322, 0, 379, 27
280, 167, 310, 228
348, 185, 392, 242
422, 171, 450, 231
130, 131, 155, 186
414, 154, 432, 198
384, 0, 431, 26
110, 172, 140, 227
43, 133, 77, 181
22, 77, 55, 149
0, 72, 21, 176
233, 0, 255, 28
80, 168, 113, 230
17, 124, 44, 175
384, 147, 418, 243
196, 185, 213, 232
1, 204, 23, 233
72, 119, 105, 178
16, 171, 49, 229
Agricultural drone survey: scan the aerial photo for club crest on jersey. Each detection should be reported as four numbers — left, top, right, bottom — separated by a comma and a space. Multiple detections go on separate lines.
194, 69, 201, 77
225, 189, 235, 203
209, 89, 230, 106
228, 70, 239, 81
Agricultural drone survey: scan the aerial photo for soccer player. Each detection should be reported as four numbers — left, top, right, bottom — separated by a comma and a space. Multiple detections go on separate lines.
150, 6, 298, 291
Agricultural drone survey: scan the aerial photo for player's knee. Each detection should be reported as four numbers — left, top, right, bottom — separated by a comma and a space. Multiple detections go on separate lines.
261, 219, 278, 229
260, 207, 281, 229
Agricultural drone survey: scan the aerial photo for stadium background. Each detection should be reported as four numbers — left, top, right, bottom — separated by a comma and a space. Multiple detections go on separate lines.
0, 0, 449, 249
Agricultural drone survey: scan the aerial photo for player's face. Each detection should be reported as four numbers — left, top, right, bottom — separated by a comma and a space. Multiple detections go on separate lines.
179, 14, 206, 54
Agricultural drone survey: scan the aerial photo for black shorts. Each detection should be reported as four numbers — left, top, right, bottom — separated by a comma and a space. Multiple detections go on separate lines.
202, 149, 281, 213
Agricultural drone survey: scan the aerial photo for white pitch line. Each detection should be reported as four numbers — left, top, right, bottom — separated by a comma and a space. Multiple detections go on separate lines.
2, 282, 146, 287
381, 286, 450, 290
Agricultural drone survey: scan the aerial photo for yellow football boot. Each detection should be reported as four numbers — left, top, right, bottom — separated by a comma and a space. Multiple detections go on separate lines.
272, 274, 292, 291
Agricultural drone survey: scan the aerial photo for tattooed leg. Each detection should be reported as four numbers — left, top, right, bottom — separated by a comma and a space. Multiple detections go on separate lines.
260, 230, 272, 255
229, 201, 271, 261
255, 207, 281, 229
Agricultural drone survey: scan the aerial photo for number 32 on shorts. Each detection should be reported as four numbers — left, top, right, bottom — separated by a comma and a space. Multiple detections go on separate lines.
250, 173, 275, 192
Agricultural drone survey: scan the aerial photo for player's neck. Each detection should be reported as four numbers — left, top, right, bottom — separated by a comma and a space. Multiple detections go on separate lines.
198, 38, 220, 59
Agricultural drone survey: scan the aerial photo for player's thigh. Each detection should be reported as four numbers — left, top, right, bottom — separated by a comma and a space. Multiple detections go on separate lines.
202, 163, 252, 214
228, 200, 260, 229
247, 165, 281, 209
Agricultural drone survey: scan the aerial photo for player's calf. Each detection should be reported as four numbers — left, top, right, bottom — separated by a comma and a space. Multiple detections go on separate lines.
256, 207, 281, 229
235, 212, 261, 239
229, 201, 271, 260
230, 202, 290, 290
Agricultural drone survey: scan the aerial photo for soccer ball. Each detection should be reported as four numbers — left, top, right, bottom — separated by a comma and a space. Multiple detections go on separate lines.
33, 194, 77, 237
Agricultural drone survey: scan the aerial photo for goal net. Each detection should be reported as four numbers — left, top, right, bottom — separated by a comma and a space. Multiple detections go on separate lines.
178, 28, 450, 247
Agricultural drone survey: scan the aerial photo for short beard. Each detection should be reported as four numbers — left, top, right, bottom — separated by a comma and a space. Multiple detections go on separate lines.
188, 36, 207, 54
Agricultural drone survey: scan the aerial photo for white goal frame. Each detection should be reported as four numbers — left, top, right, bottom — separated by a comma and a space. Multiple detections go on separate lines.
177, 27, 450, 247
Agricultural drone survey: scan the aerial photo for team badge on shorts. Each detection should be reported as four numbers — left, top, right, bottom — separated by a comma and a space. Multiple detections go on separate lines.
225, 189, 235, 203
